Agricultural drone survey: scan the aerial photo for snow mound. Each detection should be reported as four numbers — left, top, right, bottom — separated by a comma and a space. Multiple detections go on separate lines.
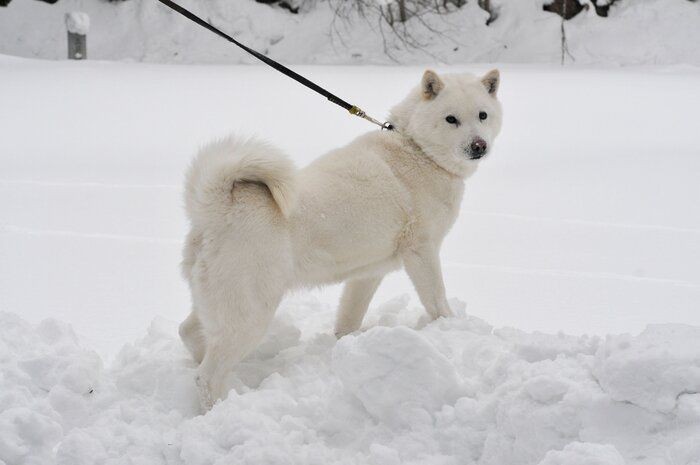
332, 326, 462, 425
537, 442, 625, 465
0, 313, 100, 464
593, 324, 700, 413
3, 299, 700, 464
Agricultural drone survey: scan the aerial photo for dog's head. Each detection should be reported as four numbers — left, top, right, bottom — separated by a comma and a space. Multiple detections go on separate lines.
389, 69, 503, 177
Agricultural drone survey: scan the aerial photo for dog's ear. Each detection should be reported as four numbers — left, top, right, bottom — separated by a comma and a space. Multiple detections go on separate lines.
421, 70, 444, 100
481, 69, 500, 97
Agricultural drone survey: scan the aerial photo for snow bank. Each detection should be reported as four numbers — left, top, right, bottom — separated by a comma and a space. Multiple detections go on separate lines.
3, 298, 700, 465
537, 442, 625, 465
332, 326, 462, 426
593, 324, 700, 413
0, 0, 698, 65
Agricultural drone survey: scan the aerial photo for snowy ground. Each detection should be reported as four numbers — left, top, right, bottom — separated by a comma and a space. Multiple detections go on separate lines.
1, 56, 700, 464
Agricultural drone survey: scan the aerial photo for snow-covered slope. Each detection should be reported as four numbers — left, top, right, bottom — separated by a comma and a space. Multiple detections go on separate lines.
1, 0, 699, 65
1, 57, 700, 464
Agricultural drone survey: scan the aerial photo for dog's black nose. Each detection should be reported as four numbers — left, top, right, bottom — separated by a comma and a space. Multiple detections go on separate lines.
470, 138, 487, 158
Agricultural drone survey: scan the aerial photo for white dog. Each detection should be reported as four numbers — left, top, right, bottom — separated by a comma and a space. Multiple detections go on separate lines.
180, 69, 502, 409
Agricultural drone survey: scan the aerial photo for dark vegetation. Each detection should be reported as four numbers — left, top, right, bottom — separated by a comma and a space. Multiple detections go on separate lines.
4, 0, 695, 22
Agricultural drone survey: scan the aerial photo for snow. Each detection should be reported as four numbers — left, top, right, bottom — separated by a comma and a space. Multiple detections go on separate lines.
64, 12, 90, 36
1, 56, 700, 463
537, 442, 626, 465
332, 326, 462, 426
593, 325, 700, 413
3, 304, 700, 464
1, 0, 699, 65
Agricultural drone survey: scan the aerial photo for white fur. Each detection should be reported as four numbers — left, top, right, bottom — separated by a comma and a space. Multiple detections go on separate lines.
179, 70, 503, 410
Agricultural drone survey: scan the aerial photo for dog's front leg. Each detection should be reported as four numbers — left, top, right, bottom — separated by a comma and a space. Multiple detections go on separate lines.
402, 246, 453, 320
334, 276, 383, 338
179, 309, 206, 364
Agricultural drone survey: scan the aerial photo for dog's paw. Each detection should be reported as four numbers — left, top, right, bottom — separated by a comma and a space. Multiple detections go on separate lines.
195, 375, 215, 412
437, 308, 455, 319
425, 307, 453, 321
334, 325, 361, 339
447, 298, 467, 319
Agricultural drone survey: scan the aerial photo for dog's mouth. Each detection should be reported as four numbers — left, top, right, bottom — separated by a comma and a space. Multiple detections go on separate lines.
468, 152, 488, 160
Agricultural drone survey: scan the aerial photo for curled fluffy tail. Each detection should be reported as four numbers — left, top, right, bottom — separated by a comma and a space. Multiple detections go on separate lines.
185, 136, 297, 222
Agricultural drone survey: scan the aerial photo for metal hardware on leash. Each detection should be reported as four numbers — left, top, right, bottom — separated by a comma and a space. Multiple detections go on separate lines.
349, 106, 394, 130
154, 0, 393, 131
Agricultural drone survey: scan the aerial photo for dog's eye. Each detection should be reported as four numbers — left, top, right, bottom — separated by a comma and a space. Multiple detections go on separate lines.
445, 115, 459, 125
479, 111, 488, 121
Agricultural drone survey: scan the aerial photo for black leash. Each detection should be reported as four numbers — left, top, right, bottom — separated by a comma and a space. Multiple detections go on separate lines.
155, 0, 393, 130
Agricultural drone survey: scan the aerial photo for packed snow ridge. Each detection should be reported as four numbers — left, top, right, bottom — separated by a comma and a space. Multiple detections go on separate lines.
2, 296, 700, 465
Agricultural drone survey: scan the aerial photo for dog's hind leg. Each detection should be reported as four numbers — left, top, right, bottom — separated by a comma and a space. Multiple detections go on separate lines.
334, 276, 383, 338
196, 288, 284, 410
189, 179, 293, 409
195, 228, 291, 406
180, 229, 207, 364
179, 310, 206, 364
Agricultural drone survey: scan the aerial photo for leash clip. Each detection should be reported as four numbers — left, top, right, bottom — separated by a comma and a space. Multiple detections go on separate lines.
350, 106, 393, 131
